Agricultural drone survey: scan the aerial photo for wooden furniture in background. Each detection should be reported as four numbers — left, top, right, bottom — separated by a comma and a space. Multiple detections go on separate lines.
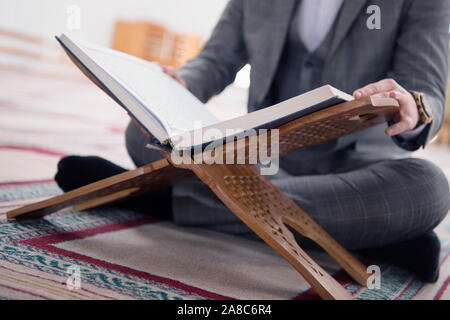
436, 118, 450, 146
111, 20, 202, 68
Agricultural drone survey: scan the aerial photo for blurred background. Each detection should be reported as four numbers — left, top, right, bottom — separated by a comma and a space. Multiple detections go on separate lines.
0, 0, 448, 179
0, 0, 251, 97
0, 0, 228, 45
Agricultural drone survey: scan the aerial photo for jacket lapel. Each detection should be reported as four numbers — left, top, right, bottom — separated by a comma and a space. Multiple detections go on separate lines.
255, 0, 297, 105
327, 0, 368, 59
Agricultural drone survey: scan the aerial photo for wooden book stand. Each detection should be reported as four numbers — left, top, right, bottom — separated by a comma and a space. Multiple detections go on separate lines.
6, 96, 399, 300
9, 33, 401, 300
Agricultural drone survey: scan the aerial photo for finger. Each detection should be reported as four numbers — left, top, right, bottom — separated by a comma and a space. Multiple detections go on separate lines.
357, 89, 401, 101
165, 68, 186, 87
386, 118, 416, 136
389, 90, 409, 105
156, 63, 165, 73
370, 90, 408, 105
353, 79, 398, 99
370, 92, 391, 99
386, 109, 417, 135
160, 65, 174, 76
385, 90, 419, 136
389, 90, 416, 118
157, 64, 185, 87
173, 73, 186, 87
162, 66, 176, 76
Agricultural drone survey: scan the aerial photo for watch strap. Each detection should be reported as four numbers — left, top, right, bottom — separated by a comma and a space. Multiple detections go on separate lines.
411, 91, 432, 125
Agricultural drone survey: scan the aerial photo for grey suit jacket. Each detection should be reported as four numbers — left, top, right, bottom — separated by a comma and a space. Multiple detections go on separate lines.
178, 0, 450, 168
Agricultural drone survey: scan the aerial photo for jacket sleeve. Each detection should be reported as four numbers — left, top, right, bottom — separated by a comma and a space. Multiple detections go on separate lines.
178, 0, 248, 103
388, 0, 450, 151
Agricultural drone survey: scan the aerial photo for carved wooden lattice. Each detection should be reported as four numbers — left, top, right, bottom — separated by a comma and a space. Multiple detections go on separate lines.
189, 163, 370, 300
196, 97, 398, 164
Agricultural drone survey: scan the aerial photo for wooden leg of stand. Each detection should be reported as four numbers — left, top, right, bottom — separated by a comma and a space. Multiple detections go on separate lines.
6, 159, 193, 219
282, 216, 369, 287
189, 163, 367, 300
73, 187, 140, 211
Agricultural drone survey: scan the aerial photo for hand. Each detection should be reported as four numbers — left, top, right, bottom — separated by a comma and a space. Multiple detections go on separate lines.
157, 63, 186, 88
353, 79, 419, 137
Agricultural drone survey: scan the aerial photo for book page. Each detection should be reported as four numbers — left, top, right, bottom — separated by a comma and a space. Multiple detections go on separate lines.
77, 41, 219, 137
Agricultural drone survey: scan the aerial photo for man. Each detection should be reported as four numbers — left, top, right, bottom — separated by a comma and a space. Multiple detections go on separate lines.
56, 0, 450, 282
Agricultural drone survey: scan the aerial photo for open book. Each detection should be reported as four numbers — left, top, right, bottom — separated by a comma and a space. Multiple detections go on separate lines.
56, 33, 354, 150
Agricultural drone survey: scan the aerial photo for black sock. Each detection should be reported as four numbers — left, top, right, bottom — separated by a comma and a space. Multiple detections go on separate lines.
55, 156, 127, 192
358, 231, 441, 283
54, 155, 172, 219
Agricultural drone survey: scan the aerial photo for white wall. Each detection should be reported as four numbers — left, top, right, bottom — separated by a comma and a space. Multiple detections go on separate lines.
0, 0, 228, 46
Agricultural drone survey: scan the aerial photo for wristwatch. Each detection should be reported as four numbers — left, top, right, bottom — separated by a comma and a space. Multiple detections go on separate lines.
410, 91, 432, 126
